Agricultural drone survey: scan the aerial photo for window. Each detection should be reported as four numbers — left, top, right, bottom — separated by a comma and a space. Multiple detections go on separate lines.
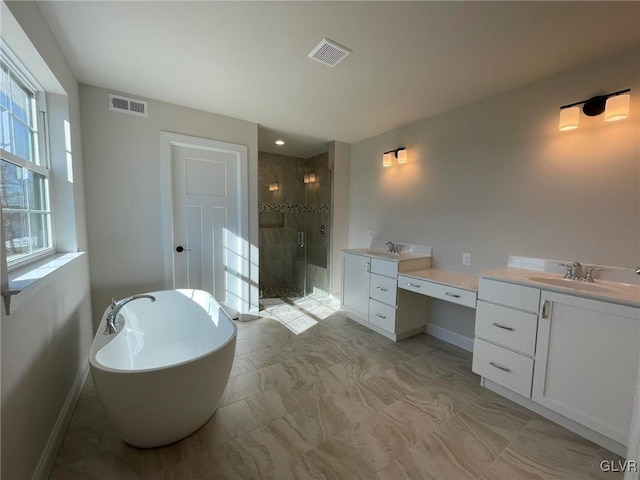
0, 53, 52, 268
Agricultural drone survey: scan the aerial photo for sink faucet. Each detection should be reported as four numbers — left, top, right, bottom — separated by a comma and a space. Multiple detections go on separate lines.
386, 242, 399, 254
104, 294, 156, 335
571, 262, 583, 281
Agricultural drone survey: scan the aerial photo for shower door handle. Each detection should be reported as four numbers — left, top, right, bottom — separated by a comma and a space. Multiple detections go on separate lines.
297, 230, 305, 248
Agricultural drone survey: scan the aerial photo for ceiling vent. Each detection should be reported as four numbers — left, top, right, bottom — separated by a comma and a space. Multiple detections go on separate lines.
307, 38, 352, 67
108, 94, 148, 117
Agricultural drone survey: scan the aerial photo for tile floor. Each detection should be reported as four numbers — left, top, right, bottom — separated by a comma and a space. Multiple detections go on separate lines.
50, 296, 624, 479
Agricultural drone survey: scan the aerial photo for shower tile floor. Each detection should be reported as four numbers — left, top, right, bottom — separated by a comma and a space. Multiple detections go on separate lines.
51, 297, 624, 479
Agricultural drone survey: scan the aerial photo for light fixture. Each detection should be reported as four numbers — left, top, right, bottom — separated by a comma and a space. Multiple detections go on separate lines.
605, 93, 631, 122
275, 140, 285, 146
268, 182, 279, 191
559, 88, 630, 131
559, 106, 580, 131
382, 147, 407, 167
303, 173, 317, 184
396, 148, 408, 164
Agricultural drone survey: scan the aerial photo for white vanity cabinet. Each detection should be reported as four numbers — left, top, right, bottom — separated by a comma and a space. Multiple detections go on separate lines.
473, 275, 640, 454
341, 252, 399, 335
532, 291, 640, 445
341, 251, 433, 340
472, 278, 540, 398
341, 253, 371, 320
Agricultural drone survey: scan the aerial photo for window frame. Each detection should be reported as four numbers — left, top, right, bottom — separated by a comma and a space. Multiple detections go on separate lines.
1, 46, 54, 271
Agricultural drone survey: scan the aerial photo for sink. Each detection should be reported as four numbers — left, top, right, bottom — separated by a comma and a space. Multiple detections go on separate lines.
526, 276, 615, 294
364, 250, 400, 260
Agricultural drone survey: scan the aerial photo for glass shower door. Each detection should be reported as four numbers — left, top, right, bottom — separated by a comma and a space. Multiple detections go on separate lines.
297, 156, 330, 299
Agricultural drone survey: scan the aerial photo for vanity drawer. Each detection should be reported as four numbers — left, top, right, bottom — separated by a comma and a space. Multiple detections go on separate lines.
369, 273, 397, 306
472, 338, 534, 398
399, 276, 476, 308
371, 258, 398, 278
478, 278, 540, 313
368, 299, 396, 333
475, 300, 538, 356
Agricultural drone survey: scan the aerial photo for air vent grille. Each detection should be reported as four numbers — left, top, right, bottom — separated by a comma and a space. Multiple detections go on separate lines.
308, 38, 352, 67
109, 94, 148, 117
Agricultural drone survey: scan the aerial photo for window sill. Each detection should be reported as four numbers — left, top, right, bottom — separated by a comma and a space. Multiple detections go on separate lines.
3, 252, 86, 315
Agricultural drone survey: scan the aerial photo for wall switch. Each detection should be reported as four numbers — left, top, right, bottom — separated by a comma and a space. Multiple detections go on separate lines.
367, 228, 373, 239
463, 252, 471, 266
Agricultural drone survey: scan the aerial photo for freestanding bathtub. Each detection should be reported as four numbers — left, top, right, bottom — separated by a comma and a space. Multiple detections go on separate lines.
89, 289, 237, 448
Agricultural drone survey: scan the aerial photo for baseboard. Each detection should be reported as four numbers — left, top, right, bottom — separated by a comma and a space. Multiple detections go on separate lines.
237, 310, 260, 322
32, 361, 89, 480
425, 323, 474, 352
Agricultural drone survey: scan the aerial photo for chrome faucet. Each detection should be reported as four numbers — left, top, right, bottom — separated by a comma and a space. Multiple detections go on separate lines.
104, 294, 156, 335
386, 242, 400, 254
559, 262, 603, 282
571, 262, 583, 281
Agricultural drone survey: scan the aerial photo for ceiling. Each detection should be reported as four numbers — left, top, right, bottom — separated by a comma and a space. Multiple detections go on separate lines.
37, 1, 640, 158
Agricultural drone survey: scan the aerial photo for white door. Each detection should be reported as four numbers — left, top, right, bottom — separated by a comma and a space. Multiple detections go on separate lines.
161, 132, 249, 319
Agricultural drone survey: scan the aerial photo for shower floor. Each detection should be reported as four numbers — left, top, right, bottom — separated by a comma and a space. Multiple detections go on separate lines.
260, 285, 303, 300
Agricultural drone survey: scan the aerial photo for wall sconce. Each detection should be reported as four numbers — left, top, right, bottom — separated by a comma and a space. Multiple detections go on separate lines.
303, 173, 316, 184
268, 182, 279, 191
559, 88, 630, 131
382, 147, 408, 167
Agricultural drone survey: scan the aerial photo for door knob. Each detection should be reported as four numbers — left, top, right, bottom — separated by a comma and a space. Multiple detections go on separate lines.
176, 246, 190, 253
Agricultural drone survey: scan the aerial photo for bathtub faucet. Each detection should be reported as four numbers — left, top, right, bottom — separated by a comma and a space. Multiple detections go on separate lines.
104, 295, 156, 335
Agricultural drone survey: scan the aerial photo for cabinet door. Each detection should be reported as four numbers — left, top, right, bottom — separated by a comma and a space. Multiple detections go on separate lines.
341, 254, 370, 320
532, 291, 639, 445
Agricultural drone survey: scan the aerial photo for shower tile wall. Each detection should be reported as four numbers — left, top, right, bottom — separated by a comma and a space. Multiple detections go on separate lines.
258, 151, 330, 297
305, 152, 330, 270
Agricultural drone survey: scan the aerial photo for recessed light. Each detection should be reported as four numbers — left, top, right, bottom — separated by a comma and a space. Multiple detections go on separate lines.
275, 140, 285, 146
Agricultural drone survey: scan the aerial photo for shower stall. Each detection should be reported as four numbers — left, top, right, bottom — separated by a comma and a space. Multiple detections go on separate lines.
258, 151, 331, 300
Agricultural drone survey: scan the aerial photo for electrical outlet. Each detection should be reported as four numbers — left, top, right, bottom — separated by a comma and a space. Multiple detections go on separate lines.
463, 252, 471, 266
367, 228, 373, 239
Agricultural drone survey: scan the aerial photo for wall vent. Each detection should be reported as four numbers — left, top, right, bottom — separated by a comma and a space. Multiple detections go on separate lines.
108, 94, 148, 117
308, 38, 352, 67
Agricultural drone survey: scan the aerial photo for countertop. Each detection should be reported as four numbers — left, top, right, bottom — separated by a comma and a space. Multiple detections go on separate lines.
400, 268, 479, 292
343, 248, 431, 262
481, 267, 640, 308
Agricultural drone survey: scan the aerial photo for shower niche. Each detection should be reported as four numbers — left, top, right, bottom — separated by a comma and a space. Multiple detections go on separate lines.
258, 151, 331, 300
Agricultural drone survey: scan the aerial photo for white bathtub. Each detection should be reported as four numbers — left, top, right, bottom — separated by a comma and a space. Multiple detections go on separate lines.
89, 289, 237, 448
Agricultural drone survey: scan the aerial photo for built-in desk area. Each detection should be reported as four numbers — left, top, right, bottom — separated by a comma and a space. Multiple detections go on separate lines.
398, 269, 478, 308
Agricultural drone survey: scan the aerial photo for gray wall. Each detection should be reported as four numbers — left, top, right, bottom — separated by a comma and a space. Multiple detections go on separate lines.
79, 84, 259, 322
348, 45, 640, 338
330, 141, 351, 297
1, 2, 93, 479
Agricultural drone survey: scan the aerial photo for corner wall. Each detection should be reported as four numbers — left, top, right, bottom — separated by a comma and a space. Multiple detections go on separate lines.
348, 45, 640, 339
79, 84, 259, 323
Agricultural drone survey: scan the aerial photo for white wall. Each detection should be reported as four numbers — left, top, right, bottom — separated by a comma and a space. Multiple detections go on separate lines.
79, 84, 259, 322
1, 2, 93, 479
329, 141, 351, 297
348, 45, 640, 338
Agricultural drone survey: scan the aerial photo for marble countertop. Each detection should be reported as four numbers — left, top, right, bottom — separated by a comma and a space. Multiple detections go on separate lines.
399, 268, 479, 292
482, 267, 640, 308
